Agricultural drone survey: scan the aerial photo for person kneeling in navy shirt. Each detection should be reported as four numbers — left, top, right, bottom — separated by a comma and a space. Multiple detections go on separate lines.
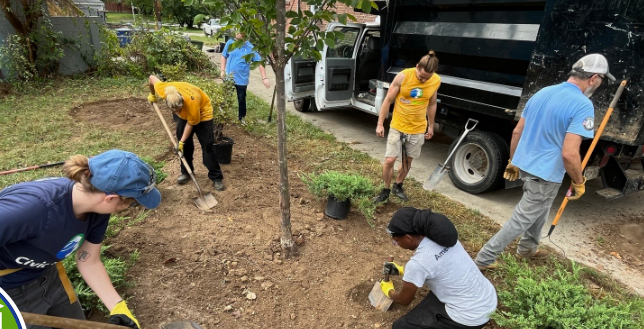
0, 149, 161, 329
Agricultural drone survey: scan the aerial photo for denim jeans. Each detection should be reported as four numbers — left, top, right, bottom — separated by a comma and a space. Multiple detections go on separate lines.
5, 266, 84, 329
175, 118, 224, 181
235, 84, 248, 120
475, 171, 561, 266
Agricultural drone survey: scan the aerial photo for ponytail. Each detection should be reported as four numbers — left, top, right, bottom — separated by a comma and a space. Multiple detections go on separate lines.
418, 50, 439, 73
63, 155, 99, 192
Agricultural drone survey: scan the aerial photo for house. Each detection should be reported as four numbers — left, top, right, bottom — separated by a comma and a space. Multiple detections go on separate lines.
72, 0, 106, 20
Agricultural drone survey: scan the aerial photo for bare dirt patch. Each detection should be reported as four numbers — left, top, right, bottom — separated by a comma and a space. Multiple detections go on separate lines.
72, 99, 467, 328
593, 215, 644, 270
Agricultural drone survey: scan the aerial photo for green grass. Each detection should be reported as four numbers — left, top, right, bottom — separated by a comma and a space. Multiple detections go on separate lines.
105, 12, 172, 24
0, 76, 166, 189
188, 35, 221, 46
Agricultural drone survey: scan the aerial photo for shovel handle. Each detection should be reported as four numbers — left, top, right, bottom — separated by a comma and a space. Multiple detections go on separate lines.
149, 103, 206, 198
22, 312, 128, 329
442, 118, 479, 168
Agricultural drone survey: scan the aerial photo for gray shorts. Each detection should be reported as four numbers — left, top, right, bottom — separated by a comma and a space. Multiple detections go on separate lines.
5, 266, 84, 329
385, 128, 425, 159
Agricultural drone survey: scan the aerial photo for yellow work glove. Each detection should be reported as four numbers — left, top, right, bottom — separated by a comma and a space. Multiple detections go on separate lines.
108, 300, 140, 329
383, 261, 404, 276
567, 177, 587, 201
503, 160, 520, 181
380, 280, 395, 298
178, 141, 185, 153
147, 93, 158, 103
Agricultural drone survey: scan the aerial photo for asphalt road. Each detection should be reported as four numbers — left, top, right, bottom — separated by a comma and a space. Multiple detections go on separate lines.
207, 50, 644, 296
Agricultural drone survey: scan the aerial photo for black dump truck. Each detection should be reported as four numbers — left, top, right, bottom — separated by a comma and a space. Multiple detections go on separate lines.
285, 0, 644, 199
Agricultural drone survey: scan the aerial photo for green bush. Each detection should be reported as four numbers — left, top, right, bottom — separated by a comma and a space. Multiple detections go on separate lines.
96, 27, 216, 79
300, 170, 377, 222
493, 255, 642, 329
196, 78, 237, 141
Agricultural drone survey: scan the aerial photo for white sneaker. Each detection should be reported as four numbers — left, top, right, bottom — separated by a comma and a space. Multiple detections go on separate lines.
240, 119, 247, 126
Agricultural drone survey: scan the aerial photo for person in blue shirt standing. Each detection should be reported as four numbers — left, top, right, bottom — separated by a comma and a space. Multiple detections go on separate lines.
220, 31, 271, 125
475, 54, 615, 270
0, 149, 162, 328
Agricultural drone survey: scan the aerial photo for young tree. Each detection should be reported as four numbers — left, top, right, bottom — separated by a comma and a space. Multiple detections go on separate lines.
185, 0, 376, 257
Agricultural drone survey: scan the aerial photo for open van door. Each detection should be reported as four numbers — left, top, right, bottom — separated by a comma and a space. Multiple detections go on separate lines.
285, 55, 316, 101
314, 23, 363, 110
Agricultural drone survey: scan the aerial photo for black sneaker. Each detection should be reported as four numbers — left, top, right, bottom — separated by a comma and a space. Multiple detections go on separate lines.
213, 180, 226, 191
392, 183, 409, 201
372, 188, 390, 204
177, 173, 190, 185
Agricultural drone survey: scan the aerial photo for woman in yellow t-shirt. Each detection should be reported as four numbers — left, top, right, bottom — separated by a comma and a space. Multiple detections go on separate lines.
148, 75, 225, 191
374, 51, 441, 203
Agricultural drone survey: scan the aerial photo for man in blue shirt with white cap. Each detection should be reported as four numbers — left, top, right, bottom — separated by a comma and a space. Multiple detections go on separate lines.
0, 149, 161, 329
475, 54, 615, 270
220, 31, 271, 125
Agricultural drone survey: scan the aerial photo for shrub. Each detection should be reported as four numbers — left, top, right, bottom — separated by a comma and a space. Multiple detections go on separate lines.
196, 78, 237, 141
493, 255, 641, 329
96, 27, 217, 79
300, 170, 377, 222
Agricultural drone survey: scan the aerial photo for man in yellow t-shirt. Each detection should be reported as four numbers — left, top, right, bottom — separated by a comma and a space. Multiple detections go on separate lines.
374, 51, 441, 203
148, 75, 225, 191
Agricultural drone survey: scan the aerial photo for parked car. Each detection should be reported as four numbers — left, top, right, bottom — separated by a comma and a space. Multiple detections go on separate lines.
202, 18, 222, 37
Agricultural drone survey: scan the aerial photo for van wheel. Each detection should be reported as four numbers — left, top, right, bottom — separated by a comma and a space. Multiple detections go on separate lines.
447, 131, 508, 194
294, 98, 311, 112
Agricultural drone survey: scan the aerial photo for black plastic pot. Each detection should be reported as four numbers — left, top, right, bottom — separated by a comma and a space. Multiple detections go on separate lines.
325, 195, 351, 220
214, 136, 234, 165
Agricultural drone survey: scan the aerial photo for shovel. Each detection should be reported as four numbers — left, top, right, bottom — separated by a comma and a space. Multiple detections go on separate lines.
22, 312, 204, 329
150, 102, 218, 210
423, 118, 479, 191
368, 256, 394, 312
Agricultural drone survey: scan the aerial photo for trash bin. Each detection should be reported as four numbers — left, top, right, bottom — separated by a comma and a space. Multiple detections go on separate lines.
190, 40, 204, 50
116, 28, 133, 48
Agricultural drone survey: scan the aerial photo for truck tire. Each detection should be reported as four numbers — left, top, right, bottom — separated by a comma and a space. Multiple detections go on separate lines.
294, 98, 311, 112
447, 131, 508, 194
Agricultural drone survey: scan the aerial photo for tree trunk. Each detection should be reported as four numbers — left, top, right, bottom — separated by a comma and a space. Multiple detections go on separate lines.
274, 0, 296, 258
154, 0, 162, 30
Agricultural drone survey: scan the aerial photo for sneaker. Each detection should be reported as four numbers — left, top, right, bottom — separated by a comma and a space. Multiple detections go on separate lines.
213, 180, 226, 191
372, 188, 390, 204
177, 173, 190, 185
516, 249, 550, 259
391, 183, 409, 201
476, 260, 500, 271
240, 118, 247, 126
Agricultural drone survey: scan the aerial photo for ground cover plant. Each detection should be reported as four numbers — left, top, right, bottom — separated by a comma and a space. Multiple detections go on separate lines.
1, 75, 642, 328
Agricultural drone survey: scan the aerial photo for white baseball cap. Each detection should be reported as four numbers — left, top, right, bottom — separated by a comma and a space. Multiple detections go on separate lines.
572, 54, 616, 81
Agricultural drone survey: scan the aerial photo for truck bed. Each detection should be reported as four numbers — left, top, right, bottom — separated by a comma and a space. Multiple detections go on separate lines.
382, 0, 644, 145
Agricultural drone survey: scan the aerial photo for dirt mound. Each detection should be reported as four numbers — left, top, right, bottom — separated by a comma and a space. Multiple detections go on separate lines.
71, 98, 441, 329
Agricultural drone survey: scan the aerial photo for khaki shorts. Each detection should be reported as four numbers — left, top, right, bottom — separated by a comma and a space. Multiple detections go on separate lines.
385, 128, 425, 159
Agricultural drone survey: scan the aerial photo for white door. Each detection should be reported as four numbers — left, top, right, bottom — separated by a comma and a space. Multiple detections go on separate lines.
314, 23, 363, 110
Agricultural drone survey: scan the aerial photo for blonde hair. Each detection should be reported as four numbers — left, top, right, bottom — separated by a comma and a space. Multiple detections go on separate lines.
62, 154, 134, 202
165, 86, 184, 109
63, 155, 99, 192
418, 50, 439, 73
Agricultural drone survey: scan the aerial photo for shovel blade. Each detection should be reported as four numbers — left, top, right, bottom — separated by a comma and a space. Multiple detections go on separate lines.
368, 281, 394, 312
423, 164, 447, 191
193, 193, 218, 210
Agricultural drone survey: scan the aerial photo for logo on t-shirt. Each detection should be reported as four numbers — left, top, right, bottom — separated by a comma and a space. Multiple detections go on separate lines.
0, 288, 26, 329
410, 88, 423, 99
583, 117, 594, 130
56, 234, 85, 259
399, 96, 411, 104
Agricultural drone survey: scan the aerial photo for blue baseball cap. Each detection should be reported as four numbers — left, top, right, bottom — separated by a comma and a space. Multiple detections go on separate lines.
88, 150, 162, 209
